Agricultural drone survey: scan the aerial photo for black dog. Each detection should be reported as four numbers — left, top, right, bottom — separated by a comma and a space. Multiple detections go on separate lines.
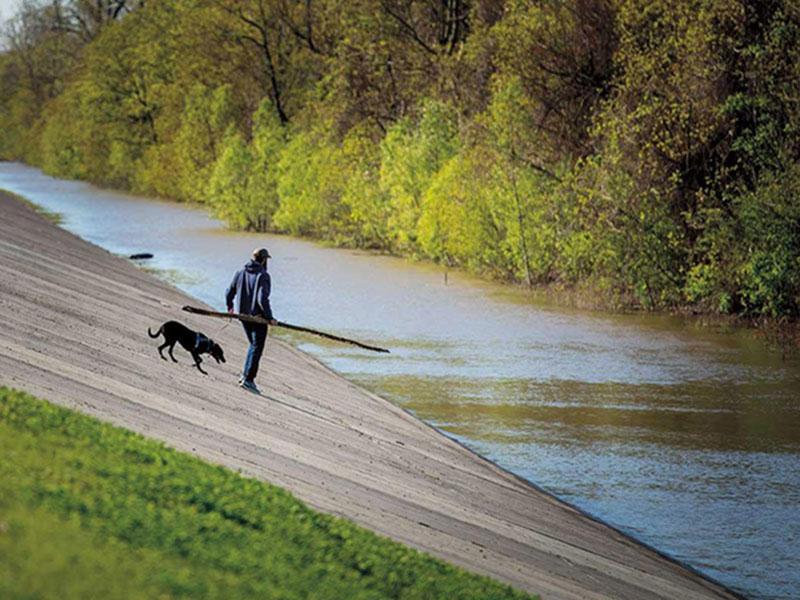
148, 320, 225, 375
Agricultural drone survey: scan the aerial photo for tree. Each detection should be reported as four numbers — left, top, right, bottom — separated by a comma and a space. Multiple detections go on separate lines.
379, 99, 459, 251
210, 0, 294, 124
207, 130, 254, 229
247, 98, 286, 228
172, 84, 240, 202
491, 0, 618, 161
56, 0, 142, 42
274, 124, 348, 237
339, 123, 391, 249
485, 76, 559, 286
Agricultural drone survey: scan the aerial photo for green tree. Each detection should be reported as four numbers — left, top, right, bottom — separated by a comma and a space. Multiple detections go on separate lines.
274, 125, 348, 238
38, 87, 86, 179
417, 146, 510, 275
485, 76, 559, 286
490, 0, 617, 159
247, 97, 286, 229
207, 130, 253, 229
4, 0, 800, 318
206, 98, 286, 231
380, 99, 459, 251
172, 84, 240, 202
339, 123, 391, 249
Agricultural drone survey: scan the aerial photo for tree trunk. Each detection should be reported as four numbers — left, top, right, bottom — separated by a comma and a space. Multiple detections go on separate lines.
510, 164, 533, 288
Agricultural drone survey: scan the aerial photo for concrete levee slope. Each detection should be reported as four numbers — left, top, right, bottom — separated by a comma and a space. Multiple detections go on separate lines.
0, 191, 743, 599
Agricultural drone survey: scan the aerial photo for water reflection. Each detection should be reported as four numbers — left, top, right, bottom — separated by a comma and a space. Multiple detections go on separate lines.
358, 373, 800, 599
2, 161, 799, 600
364, 376, 800, 453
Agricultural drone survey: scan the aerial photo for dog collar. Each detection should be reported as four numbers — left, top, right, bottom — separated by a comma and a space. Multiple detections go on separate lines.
195, 333, 210, 351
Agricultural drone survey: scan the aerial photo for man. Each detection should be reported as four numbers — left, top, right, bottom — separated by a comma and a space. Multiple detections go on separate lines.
225, 247, 277, 394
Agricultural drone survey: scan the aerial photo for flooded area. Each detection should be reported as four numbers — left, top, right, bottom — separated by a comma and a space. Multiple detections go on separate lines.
2, 162, 799, 600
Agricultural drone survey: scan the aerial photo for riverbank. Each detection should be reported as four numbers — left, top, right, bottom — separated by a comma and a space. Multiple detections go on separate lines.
0, 190, 743, 599
6, 159, 798, 357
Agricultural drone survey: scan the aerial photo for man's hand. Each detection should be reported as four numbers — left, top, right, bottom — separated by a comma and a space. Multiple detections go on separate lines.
269, 319, 278, 326
227, 307, 234, 314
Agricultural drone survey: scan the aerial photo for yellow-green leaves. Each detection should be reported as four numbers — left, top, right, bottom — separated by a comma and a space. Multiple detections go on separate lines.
3, 0, 800, 315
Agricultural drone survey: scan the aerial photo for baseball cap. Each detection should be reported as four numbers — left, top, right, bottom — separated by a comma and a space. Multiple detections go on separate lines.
252, 247, 272, 260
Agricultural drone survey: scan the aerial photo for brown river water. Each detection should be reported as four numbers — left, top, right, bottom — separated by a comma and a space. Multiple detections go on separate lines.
1, 162, 798, 600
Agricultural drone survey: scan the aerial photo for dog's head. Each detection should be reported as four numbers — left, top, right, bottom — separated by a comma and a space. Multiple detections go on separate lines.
210, 342, 226, 364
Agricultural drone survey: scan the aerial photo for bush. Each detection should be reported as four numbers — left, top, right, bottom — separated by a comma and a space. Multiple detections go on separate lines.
174, 84, 240, 203
339, 124, 391, 249
380, 100, 460, 252
735, 164, 800, 317
274, 125, 350, 239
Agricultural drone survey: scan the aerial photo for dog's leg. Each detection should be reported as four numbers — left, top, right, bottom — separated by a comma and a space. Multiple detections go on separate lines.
168, 343, 178, 363
192, 353, 207, 375
157, 342, 169, 361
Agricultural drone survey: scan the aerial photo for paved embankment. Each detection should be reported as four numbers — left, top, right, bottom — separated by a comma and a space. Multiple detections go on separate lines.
0, 191, 743, 600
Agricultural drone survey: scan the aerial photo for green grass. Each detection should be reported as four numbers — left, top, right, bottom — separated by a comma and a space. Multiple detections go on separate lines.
0, 387, 535, 600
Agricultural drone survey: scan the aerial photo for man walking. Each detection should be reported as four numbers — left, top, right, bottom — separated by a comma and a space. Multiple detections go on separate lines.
225, 247, 277, 394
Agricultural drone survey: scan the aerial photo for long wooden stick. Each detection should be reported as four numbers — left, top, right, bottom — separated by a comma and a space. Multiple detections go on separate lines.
182, 305, 390, 353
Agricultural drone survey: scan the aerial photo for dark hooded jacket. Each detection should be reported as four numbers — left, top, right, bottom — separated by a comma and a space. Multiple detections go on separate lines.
225, 260, 273, 320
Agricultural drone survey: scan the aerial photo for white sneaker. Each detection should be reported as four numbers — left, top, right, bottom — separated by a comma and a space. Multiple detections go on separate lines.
241, 380, 261, 395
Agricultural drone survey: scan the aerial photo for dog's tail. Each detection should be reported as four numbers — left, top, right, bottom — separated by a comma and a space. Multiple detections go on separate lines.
147, 325, 163, 339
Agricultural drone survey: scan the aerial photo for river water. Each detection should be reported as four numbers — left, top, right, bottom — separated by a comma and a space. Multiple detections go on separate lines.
2, 161, 798, 600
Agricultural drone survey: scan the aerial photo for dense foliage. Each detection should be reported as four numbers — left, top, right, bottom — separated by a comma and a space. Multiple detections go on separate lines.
1, 0, 799, 316
0, 387, 534, 599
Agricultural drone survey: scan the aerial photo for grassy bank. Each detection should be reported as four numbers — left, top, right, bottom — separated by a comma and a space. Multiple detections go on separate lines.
0, 387, 534, 600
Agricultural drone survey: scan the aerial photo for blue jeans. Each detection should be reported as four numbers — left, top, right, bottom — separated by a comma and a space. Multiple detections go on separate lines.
242, 322, 268, 382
